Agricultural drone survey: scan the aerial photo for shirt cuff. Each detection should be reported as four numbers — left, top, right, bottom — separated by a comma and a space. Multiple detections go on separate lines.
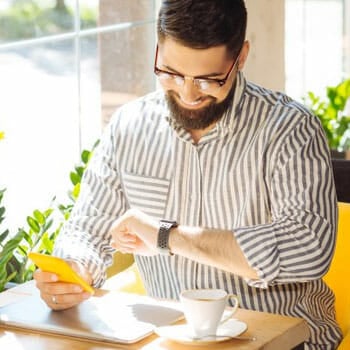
53, 244, 107, 288
233, 225, 280, 288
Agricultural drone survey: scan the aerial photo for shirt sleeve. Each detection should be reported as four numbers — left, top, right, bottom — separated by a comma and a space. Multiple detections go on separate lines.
233, 115, 338, 288
53, 113, 128, 288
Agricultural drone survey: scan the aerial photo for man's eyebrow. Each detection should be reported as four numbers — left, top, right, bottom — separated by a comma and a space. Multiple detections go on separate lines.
163, 64, 225, 78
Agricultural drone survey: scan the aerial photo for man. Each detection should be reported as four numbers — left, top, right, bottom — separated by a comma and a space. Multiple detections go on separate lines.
34, 1, 342, 349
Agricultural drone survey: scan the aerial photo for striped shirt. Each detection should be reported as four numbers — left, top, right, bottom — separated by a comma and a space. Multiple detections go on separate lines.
55, 72, 342, 349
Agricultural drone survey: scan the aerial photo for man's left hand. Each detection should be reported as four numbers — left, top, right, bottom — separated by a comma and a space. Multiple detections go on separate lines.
110, 209, 158, 256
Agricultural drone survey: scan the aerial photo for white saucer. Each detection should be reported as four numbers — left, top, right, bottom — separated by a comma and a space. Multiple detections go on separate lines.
155, 319, 247, 345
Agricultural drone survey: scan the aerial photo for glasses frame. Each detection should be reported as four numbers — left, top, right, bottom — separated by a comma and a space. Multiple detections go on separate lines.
153, 45, 241, 91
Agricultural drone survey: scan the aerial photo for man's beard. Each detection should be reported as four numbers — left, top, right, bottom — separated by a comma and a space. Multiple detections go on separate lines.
165, 82, 236, 130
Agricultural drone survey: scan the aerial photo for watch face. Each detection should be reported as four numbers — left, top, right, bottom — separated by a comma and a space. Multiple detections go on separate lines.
161, 220, 177, 226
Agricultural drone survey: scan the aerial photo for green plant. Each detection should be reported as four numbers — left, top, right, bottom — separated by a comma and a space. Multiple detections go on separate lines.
306, 79, 350, 152
0, 205, 62, 289
0, 142, 97, 292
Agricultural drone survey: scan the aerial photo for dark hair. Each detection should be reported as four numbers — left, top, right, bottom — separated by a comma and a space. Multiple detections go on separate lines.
157, 0, 247, 57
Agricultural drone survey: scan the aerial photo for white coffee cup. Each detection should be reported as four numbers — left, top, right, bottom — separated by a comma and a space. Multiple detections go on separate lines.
180, 288, 239, 338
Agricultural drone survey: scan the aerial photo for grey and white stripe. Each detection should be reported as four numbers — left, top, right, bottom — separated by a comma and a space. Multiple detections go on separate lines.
54, 72, 342, 349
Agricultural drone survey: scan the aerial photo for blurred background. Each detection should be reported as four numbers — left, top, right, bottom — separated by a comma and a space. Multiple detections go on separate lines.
0, 0, 349, 232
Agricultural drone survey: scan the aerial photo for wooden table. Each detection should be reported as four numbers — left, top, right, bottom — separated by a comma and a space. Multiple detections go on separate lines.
0, 283, 310, 350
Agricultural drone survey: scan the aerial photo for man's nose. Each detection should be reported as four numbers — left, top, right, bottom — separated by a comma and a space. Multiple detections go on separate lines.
179, 77, 201, 102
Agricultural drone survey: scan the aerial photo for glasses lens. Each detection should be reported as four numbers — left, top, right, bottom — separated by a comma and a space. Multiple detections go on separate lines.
157, 72, 184, 87
195, 79, 221, 93
157, 72, 171, 82
173, 76, 184, 86
155, 71, 221, 93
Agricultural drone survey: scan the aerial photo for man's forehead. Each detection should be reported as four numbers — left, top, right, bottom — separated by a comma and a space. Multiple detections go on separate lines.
158, 38, 231, 66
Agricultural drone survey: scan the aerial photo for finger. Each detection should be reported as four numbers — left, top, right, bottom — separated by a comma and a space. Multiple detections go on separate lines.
110, 224, 129, 237
43, 291, 91, 311
120, 240, 138, 248
36, 281, 85, 296
119, 233, 137, 243
50, 302, 79, 311
114, 237, 145, 253
111, 234, 137, 249
33, 269, 58, 282
112, 238, 136, 249
112, 231, 136, 243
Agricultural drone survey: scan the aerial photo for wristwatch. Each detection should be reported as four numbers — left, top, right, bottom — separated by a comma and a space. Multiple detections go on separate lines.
157, 219, 178, 255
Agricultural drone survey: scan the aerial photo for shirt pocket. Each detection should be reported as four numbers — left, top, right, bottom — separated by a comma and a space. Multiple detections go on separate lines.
122, 172, 170, 220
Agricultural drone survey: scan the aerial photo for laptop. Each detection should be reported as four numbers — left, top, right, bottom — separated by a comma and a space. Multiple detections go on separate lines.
0, 289, 184, 344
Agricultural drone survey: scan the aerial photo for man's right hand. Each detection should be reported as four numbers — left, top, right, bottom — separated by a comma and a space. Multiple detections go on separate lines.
33, 260, 92, 310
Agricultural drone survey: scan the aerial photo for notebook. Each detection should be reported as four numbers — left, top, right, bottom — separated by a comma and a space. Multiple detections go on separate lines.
0, 289, 184, 344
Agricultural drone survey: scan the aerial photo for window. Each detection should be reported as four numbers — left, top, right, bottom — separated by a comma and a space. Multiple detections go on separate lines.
285, 0, 350, 99
0, 0, 158, 231
1, 0, 348, 232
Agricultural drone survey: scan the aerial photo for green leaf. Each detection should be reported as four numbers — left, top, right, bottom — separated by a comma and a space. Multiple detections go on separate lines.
43, 218, 53, 232
0, 188, 6, 199
0, 230, 25, 265
0, 270, 17, 290
70, 171, 80, 185
81, 149, 91, 164
71, 183, 81, 199
43, 208, 53, 217
33, 210, 45, 225
75, 166, 85, 177
40, 233, 54, 253
27, 216, 40, 233
17, 245, 28, 256
0, 229, 9, 244
23, 231, 33, 246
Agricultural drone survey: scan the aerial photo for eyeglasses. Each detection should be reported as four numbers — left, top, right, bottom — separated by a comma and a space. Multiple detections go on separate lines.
153, 45, 241, 94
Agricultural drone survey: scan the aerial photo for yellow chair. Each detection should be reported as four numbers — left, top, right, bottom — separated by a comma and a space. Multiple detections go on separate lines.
323, 202, 350, 349
106, 251, 134, 278
105, 252, 146, 295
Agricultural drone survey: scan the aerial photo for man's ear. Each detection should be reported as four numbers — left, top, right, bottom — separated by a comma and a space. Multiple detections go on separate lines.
238, 40, 250, 70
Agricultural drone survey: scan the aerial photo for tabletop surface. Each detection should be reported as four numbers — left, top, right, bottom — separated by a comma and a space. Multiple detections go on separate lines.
0, 282, 310, 350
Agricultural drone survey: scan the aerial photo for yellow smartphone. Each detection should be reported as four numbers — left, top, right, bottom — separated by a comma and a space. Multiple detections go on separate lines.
28, 252, 94, 294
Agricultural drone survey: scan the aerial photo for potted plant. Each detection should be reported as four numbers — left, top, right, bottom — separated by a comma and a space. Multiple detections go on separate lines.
306, 78, 350, 159
0, 140, 97, 292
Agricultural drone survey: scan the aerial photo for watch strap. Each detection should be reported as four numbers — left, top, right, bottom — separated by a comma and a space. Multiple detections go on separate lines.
157, 219, 178, 255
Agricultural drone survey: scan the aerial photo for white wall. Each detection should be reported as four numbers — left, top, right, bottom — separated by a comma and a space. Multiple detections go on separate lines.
244, 0, 285, 92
